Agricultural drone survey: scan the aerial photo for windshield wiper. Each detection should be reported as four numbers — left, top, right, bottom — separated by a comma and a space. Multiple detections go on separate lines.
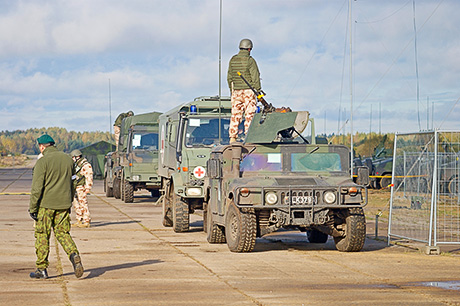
308, 146, 319, 155
242, 146, 257, 160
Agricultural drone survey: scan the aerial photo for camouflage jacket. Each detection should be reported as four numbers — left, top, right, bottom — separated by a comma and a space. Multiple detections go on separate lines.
74, 157, 93, 191
227, 49, 261, 92
29, 146, 75, 213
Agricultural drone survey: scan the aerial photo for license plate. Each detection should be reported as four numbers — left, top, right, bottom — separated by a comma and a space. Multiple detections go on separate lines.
285, 196, 315, 205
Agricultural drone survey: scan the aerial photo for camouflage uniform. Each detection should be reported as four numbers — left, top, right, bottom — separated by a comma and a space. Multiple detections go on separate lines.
72, 157, 93, 225
29, 144, 81, 271
227, 49, 261, 139
114, 111, 133, 150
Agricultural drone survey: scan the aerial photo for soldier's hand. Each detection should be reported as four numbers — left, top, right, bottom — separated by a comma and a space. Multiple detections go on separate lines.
29, 212, 38, 221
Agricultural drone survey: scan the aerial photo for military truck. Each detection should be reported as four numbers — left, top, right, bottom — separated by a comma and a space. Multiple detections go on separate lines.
158, 96, 235, 232
205, 111, 369, 252
104, 112, 162, 203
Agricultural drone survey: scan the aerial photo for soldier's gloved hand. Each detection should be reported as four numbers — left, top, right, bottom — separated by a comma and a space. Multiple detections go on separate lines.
29, 212, 38, 221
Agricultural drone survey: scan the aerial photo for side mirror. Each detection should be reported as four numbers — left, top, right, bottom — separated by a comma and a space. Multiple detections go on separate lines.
357, 166, 369, 186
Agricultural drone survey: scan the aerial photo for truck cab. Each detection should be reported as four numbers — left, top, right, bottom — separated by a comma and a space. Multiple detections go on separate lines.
158, 96, 234, 232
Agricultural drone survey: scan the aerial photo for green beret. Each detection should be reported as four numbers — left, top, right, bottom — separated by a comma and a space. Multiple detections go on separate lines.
37, 134, 55, 144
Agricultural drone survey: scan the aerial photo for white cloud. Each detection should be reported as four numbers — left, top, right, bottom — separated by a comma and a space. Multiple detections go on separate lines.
0, 0, 459, 134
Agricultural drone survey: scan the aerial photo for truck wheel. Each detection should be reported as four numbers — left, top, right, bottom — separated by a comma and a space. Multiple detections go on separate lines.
225, 202, 256, 252
105, 177, 113, 197
173, 199, 189, 233
448, 177, 458, 195
206, 202, 226, 244
124, 181, 134, 203
113, 177, 121, 199
120, 178, 125, 201
380, 175, 391, 189
307, 230, 328, 243
333, 207, 366, 252
162, 181, 173, 227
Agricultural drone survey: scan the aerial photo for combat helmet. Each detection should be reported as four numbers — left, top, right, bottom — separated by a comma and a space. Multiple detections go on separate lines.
70, 149, 83, 158
239, 38, 253, 49
127, 110, 134, 116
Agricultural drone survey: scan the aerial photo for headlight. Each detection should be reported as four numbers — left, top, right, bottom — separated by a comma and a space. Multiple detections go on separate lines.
186, 187, 201, 196
323, 191, 336, 204
265, 192, 278, 205
132, 175, 140, 181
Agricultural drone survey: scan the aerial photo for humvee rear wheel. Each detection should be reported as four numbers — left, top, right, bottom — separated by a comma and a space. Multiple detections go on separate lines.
307, 229, 328, 243
173, 199, 189, 233
113, 177, 121, 199
162, 180, 173, 227
123, 181, 134, 203
380, 175, 391, 189
333, 207, 366, 252
206, 202, 226, 244
225, 202, 256, 252
105, 177, 113, 197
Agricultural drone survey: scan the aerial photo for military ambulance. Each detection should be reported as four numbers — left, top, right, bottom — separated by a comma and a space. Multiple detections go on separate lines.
158, 96, 234, 232
205, 111, 369, 252
104, 112, 162, 203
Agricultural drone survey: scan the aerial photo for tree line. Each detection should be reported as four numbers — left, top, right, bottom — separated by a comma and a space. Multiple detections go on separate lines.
1, 126, 394, 159
0, 127, 114, 155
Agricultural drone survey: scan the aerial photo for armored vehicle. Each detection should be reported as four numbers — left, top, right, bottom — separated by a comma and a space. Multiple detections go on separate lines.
104, 112, 162, 202
205, 111, 369, 252
158, 96, 234, 232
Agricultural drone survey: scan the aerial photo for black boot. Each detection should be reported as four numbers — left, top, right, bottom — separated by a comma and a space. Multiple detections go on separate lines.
30, 268, 48, 279
70, 253, 84, 278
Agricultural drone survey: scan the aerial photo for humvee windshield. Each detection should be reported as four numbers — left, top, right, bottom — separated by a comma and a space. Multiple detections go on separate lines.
291, 153, 341, 172
240, 152, 342, 172
185, 117, 231, 147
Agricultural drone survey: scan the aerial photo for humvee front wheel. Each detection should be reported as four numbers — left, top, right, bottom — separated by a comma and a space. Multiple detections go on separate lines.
123, 181, 134, 203
307, 229, 328, 243
173, 199, 189, 233
206, 203, 226, 244
105, 177, 113, 197
333, 207, 366, 252
225, 202, 256, 252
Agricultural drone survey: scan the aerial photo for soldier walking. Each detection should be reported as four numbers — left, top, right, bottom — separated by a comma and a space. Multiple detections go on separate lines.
71, 149, 93, 228
113, 110, 134, 150
227, 38, 261, 143
29, 135, 84, 279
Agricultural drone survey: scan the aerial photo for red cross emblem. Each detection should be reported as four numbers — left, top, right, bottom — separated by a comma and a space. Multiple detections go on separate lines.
193, 166, 206, 179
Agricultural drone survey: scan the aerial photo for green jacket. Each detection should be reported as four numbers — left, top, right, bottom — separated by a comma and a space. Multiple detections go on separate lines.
227, 49, 261, 92
114, 113, 128, 127
29, 146, 75, 213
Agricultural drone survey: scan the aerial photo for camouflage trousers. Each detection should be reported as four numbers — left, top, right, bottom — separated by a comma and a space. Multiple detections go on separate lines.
114, 125, 120, 151
229, 89, 257, 139
73, 186, 91, 223
34, 207, 79, 269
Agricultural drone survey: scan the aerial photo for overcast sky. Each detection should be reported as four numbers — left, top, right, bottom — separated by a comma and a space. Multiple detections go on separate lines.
0, 0, 458, 135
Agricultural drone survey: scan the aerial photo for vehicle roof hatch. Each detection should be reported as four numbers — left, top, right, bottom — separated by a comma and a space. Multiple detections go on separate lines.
244, 111, 310, 144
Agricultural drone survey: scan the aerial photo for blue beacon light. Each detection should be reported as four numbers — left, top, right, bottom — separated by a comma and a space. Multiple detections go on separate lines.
190, 105, 197, 114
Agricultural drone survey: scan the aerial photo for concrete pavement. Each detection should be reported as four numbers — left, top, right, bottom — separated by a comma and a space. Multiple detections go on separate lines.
1, 165, 460, 305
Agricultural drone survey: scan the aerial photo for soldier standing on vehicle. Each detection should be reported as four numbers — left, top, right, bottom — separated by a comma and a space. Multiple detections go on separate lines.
71, 149, 93, 228
227, 38, 261, 143
28, 135, 84, 279
113, 110, 134, 150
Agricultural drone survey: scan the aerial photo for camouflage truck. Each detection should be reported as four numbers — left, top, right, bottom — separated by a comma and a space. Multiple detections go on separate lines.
158, 96, 234, 232
205, 111, 369, 252
104, 112, 162, 203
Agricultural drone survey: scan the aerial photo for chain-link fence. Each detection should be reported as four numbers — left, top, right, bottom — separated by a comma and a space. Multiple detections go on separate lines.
388, 131, 460, 247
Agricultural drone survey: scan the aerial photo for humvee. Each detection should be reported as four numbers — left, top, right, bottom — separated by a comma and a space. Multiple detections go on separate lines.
104, 112, 162, 202
158, 96, 234, 232
205, 111, 369, 252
